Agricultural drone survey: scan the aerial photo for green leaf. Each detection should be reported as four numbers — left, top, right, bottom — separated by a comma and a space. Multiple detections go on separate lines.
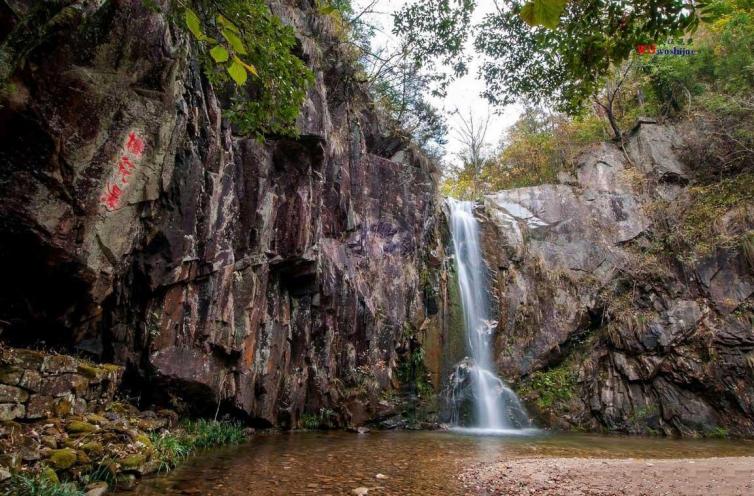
520, 0, 568, 30
185, 8, 205, 40
210, 45, 229, 63
217, 15, 241, 33
227, 60, 248, 86
222, 28, 248, 55
233, 56, 258, 77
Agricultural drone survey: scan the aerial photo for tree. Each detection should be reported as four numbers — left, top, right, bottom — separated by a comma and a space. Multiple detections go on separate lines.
593, 59, 635, 140
320, 0, 449, 156
453, 110, 491, 197
394, 0, 705, 117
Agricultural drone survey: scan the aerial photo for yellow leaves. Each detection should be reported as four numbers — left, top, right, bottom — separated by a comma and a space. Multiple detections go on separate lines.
233, 56, 258, 77
520, 0, 568, 30
227, 60, 248, 86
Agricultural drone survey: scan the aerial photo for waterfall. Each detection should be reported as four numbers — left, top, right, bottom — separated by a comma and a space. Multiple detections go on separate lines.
446, 199, 532, 433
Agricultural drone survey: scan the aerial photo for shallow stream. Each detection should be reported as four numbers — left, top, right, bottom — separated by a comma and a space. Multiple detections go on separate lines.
123, 430, 754, 496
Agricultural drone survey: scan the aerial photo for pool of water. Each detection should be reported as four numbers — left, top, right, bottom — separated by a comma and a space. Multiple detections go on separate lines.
124, 430, 754, 496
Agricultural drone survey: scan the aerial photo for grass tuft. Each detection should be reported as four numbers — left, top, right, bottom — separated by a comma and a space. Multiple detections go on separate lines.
183, 418, 246, 448
8, 473, 84, 496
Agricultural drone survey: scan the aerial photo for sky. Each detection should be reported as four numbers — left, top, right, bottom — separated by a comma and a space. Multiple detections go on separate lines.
356, 0, 523, 167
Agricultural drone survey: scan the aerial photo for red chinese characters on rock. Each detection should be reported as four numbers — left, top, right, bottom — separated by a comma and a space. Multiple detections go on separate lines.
100, 131, 146, 211
125, 131, 145, 158
117, 156, 135, 183
101, 183, 122, 210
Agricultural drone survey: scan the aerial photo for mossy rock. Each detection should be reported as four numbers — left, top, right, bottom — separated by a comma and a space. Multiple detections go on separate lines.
76, 450, 91, 464
0, 420, 22, 434
116, 473, 137, 489
0, 366, 22, 385
77, 363, 104, 380
85, 413, 109, 425
81, 441, 104, 455
135, 434, 153, 450
118, 453, 147, 469
49, 448, 77, 469
12, 349, 45, 367
135, 417, 167, 431
106, 401, 138, 416
66, 420, 98, 433
53, 398, 73, 417
40, 465, 59, 484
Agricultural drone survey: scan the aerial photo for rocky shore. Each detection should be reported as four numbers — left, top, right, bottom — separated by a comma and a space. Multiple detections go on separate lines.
460, 456, 754, 495
0, 347, 250, 494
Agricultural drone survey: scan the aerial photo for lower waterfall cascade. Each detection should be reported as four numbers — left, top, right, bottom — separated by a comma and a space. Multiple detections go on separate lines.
446, 198, 533, 433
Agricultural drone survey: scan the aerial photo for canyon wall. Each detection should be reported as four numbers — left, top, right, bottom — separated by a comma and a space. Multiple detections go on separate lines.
0, 0, 450, 427
479, 122, 754, 437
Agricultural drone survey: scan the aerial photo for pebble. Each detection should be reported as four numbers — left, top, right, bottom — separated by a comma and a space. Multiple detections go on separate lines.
375, 473, 388, 479
352, 487, 369, 495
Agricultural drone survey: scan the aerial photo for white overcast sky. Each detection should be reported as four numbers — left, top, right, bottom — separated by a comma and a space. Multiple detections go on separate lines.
357, 0, 523, 165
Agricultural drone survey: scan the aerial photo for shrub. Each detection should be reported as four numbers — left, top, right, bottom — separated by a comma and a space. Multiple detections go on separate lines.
673, 172, 754, 257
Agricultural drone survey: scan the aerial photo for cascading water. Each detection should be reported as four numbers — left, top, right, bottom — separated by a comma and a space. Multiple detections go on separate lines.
446, 199, 532, 433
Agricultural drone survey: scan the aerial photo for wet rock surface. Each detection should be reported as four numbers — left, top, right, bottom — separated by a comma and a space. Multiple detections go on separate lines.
479, 123, 754, 436
0, 0, 447, 428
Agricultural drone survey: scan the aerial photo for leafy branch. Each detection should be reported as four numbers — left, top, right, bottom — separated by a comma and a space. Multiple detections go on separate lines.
184, 8, 258, 86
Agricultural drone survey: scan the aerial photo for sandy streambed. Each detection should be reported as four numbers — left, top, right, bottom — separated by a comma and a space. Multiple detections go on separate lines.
460, 456, 754, 496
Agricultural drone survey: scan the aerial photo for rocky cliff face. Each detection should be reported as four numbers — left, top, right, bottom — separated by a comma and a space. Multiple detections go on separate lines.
0, 0, 448, 427
479, 122, 754, 437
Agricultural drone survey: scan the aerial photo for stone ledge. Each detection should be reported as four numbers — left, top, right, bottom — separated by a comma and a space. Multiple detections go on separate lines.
0, 347, 123, 422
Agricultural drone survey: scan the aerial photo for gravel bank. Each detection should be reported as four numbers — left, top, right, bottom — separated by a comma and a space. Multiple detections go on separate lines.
459, 456, 754, 495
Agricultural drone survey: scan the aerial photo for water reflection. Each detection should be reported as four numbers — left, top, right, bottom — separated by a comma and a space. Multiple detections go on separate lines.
123, 430, 754, 496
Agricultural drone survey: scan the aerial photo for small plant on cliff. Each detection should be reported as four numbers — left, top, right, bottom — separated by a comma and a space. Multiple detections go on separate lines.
300, 408, 337, 429
397, 346, 433, 399
706, 426, 730, 438
180, 0, 314, 138
519, 365, 577, 410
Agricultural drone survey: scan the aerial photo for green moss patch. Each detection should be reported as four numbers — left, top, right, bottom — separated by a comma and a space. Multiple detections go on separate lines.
518, 365, 578, 410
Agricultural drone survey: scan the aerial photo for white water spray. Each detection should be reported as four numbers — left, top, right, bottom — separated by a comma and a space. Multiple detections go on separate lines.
447, 199, 531, 432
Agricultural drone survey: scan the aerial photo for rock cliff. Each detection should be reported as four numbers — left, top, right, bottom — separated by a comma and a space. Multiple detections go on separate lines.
479, 122, 754, 437
0, 0, 449, 428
